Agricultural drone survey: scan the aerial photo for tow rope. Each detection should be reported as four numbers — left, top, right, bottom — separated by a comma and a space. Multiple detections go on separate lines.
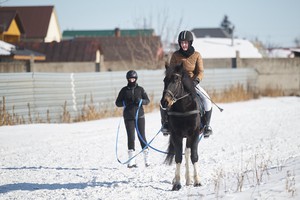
115, 100, 204, 165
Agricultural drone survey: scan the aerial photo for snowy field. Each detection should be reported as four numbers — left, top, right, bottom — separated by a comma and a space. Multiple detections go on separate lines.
0, 97, 299, 200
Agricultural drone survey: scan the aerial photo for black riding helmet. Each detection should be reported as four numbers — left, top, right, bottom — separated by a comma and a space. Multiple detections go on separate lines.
178, 30, 193, 45
126, 70, 138, 80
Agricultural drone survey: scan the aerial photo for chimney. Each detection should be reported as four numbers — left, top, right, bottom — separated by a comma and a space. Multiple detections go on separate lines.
114, 28, 121, 37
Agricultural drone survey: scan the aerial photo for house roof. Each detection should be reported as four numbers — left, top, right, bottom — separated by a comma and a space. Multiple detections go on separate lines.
0, 10, 25, 33
63, 29, 155, 39
16, 36, 163, 62
267, 48, 300, 58
193, 38, 262, 58
291, 49, 300, 57
191, 28, 231, 38
0, 6, 54, 39
0, 40, 14, 55
0, 40, 45, 60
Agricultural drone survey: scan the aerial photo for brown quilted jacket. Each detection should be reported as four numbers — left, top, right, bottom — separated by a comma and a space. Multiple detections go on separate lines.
169, 50, 204, 80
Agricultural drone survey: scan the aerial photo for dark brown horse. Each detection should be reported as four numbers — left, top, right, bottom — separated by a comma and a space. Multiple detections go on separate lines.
162, 64, 202, 191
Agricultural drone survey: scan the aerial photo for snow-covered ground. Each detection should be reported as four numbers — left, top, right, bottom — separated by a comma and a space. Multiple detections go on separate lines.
0, 97, 299, 200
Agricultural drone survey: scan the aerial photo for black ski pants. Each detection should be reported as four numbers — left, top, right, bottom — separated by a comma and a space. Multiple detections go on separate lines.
124, 118, 147, 150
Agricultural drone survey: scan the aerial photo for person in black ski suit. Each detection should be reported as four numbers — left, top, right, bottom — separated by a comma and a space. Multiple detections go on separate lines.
115, 70, 151, 168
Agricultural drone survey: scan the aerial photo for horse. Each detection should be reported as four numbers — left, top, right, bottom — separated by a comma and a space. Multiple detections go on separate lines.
161, 63, 202, 191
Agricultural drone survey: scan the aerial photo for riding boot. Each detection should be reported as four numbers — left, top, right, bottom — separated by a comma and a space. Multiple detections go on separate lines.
203, 108, 213, 138
160, 107, 170, 136
143, 148, 150, 167
127, 149, 137, 168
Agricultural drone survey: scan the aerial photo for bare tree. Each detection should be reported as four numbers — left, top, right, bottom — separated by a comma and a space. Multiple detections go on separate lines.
132, 7, 184, 55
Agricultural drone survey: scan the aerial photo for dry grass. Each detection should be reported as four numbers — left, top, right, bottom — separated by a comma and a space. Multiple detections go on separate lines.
0, 85, 286, 126
211, 84, 254, 103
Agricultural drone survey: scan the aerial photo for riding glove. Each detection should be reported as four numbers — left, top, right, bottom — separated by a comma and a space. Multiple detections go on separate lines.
193, 78, 200, 86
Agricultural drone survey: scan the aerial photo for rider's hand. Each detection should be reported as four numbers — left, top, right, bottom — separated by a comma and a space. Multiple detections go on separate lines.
135, 98, 142, 105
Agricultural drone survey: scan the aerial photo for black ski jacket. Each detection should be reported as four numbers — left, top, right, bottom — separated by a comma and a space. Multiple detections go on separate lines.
115, 84, 150, 120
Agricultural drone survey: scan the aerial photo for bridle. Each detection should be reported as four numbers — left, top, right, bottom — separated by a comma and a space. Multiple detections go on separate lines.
162, 73, 200, 116
164, 89, 190, 105
163, 73, 190, 106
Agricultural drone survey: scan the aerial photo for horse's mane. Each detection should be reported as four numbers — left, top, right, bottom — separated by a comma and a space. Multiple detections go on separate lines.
165, 64, 197, 98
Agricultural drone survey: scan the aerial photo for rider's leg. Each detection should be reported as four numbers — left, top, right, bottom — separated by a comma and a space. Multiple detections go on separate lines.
160, 105, 170, 135
195, 85, 213, 138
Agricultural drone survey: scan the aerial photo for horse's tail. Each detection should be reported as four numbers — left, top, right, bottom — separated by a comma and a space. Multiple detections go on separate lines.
164, 138, 175, 165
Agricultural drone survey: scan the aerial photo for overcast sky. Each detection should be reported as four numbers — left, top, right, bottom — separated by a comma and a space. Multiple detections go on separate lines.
2, 0, 300, 47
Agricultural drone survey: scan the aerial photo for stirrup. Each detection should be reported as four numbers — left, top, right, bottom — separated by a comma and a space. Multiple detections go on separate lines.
161, 125, 170, 136
203, 126, 213, 138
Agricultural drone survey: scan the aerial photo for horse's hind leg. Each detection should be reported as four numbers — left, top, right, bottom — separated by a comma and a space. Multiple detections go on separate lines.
185, 148, 192, 185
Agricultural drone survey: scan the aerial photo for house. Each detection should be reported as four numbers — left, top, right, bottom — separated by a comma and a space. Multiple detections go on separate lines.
167, 30, 262, 59
292, 49, 300, 57
177, 29, 262, 59
0, 10, 25, 43
16, 34, 164, 71
192, 37, 262, 58
267, 48, 300, 58
0, 6, 61, 42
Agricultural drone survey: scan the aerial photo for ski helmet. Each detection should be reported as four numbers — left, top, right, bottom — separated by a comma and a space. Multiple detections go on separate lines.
126, 70, 138, 80
178, 30, 193, 44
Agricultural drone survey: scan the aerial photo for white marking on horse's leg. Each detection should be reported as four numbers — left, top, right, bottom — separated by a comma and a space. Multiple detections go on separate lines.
173, 163, 181, 185
193, 162, 201, 186
185, 148, 192, 185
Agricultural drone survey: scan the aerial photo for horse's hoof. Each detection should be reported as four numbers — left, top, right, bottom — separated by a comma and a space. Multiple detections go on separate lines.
127, 164, 138, 168
194, 182, 202, 187
172, 183, 182, 191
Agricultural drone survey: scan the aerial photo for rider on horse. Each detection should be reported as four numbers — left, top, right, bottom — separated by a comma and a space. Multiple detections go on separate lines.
161, 30, 213, 138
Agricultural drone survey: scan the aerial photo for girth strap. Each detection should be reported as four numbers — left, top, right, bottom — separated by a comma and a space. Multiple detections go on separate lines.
167, 110, 200, 117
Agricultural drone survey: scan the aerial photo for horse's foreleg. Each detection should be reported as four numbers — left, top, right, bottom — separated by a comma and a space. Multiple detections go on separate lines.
190, 137, 201, 187
193, 162, 202, 187
185, 148, 192, 185
172, 163, 182, 191
172, 136, 183, 190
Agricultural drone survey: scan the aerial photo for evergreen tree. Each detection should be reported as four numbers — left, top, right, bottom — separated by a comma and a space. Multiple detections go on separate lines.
220, 15, 234, 35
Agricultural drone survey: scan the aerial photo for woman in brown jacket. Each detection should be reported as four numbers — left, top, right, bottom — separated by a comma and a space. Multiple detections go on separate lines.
161, 30, 213, 138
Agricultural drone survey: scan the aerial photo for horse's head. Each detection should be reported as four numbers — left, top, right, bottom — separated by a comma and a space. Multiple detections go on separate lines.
162, 64, 196, 109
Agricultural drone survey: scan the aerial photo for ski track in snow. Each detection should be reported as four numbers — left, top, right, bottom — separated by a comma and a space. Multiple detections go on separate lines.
0, 97, 300, 199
